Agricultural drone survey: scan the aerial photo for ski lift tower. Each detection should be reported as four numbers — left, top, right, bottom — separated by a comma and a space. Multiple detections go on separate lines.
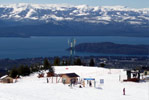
68, 38, 76, 65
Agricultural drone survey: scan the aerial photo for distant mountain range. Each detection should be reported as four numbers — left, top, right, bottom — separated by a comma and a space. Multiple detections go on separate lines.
0, 3, 149, 37
70, 42, 149, 55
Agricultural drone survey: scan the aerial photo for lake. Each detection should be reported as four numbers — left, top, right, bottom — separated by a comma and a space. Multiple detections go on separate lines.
0, 36, 149, 59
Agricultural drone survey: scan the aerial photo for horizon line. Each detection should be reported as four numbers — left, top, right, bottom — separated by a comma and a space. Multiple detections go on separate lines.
0, 3, 148, 9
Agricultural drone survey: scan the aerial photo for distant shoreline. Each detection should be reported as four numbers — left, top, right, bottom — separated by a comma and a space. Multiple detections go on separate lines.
0, 36, 148, 59
68, 42, 149, 55
0, 35, 149, 38
0, 55, 148, 69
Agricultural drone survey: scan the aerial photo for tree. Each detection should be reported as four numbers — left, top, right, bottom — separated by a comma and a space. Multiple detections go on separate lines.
74, 58, 82, 65
43, 58, 51, 70
30, 64, 40, 72
89, 58, 95, 66
54, 57, 60, 66
17, 65, 31, 76
17, 65, 25, 76
48, 66, 55, 74
61, 60, 68, 65
9, 67, 18, 78
100, 63, 105, 67
23, 66, 31, 76
43, 58, 54, 75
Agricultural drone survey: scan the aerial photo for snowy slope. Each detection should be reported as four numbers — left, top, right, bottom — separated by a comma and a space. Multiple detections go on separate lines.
0, 66, 148, 100
0, 3, 148, 24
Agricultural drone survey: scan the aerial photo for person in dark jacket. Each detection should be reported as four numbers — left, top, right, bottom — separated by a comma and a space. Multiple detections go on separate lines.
89, 81, 92, 87
123, 88, 125, 95
47, 78, 49, 83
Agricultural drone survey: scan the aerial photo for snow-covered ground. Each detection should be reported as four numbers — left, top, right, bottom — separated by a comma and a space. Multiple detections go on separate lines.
0, 66, 148, 100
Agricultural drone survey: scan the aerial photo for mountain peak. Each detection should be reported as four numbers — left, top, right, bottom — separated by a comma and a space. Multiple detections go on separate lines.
0, 3, 148, 25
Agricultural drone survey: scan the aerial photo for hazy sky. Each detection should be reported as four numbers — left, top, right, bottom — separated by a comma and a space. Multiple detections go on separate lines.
0, 0, 148, 8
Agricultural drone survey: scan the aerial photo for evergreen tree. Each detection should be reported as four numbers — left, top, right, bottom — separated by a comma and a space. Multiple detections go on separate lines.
17, 65, 31, 76
61, 60, 68, 65
9, 67, 18, 78
23, 66, 31, 76
74, 58, 82, 65
100, 63, 105, 67
48, 66, 55, 74
67, 59, 71, 65
17, 65, 25, 76
43, 58, 51, 70
43, 58, 54, 75
30, 64, 40, 72
65, 60, 68, 65
89, 58, 95, 66
54, 57, 60, 66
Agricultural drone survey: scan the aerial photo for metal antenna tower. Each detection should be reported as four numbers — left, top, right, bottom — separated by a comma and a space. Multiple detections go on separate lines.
68, 38, 76, 65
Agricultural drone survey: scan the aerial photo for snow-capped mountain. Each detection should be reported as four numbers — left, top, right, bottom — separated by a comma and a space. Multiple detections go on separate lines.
0, 3, 148, 24
0, 3, 148, 37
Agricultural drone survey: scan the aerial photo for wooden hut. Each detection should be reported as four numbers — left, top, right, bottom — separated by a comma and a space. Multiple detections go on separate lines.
60, 73, 79, 84
124, 69, 141, 82
0, 75, 13, 83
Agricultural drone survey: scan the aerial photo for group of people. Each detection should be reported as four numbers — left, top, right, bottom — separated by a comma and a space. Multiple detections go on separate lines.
64, 77, 126, 95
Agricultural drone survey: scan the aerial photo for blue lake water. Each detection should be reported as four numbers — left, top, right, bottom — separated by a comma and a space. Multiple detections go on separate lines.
0, 36, 149, 59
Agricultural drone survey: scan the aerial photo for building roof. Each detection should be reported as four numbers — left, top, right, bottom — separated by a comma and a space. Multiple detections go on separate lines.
84, 78, 95, 80
62, 73, 79, 77
0, 75, 13, 80
0, 75, 8, 79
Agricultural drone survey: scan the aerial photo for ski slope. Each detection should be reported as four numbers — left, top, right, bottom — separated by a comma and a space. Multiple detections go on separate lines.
0, 66, 148, 100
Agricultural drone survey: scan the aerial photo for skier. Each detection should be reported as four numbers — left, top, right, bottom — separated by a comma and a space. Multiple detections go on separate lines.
123, 88, 125, 95
62, 79, 66, 85
70, 79, 73, 87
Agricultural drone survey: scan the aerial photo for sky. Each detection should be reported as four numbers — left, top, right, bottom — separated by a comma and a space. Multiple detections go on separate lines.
0, 0, 148, 8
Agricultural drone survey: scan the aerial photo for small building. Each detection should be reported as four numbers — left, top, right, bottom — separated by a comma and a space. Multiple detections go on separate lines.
0, 75, 13, 83
83, 78, 96, 87
123, 67, 149, 82
60, 73, 79, 84
123, 69, 141, 82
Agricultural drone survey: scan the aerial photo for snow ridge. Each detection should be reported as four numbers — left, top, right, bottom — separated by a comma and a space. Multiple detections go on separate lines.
0, 3, 149, 24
